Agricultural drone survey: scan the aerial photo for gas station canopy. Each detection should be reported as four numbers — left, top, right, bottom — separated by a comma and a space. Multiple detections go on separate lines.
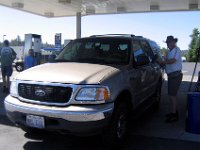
0, 0, 200, 18
0, 0, 200, 38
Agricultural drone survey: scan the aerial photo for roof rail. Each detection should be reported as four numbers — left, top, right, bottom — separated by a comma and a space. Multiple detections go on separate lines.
90, 34, 135, 37
135, 36, 144, 38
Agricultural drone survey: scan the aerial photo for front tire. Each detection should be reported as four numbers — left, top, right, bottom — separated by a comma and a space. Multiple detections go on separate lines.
15, 64, 24, 72
102, 102, 129, 148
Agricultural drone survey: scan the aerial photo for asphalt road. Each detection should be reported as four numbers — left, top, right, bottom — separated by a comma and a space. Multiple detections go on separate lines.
182, 62, 200, 76
0, 62, 200, 150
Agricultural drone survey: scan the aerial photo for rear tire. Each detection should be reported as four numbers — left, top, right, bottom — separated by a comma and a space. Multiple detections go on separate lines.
102, 102, 129, 148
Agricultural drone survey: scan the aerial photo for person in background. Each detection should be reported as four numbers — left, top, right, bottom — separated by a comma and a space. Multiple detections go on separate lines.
0, 40, 16, 93
160, 36, 183, 123
24, 49, 37, 69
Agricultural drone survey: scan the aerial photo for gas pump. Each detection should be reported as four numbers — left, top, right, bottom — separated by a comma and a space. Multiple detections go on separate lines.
24, 34, 42, 64
15, 34, 42, 72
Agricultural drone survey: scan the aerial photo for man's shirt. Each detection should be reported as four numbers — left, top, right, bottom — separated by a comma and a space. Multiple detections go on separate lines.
24, 55, 37, 69
0, 47, 16, 66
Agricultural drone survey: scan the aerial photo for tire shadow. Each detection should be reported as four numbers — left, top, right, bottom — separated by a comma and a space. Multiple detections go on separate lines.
23, 131, 109, 150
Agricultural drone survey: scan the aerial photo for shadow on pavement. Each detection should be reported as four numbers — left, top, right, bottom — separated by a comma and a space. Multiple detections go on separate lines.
0, 82, 16, 127
0, 115, 14, 127
123, 135, 200, 150
23, 132, 108, 150
23, 128, 200, 150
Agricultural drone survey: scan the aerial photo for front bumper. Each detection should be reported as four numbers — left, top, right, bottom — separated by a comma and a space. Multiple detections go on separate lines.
4, 95, 114, 135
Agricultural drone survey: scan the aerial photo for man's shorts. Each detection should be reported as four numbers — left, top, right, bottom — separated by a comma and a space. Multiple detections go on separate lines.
168, 71, 183, 96
1, 65, 13, 77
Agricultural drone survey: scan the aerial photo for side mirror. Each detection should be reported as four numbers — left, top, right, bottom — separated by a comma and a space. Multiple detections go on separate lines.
134, 55, 150, 66
152, 54, 158, 62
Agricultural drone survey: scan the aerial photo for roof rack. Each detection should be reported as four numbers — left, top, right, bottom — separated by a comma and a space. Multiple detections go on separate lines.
135, 36, 143, 38
90, 34, 135, 37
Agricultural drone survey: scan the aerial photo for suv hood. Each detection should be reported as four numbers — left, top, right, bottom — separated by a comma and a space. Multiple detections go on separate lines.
16, 63, 118, 84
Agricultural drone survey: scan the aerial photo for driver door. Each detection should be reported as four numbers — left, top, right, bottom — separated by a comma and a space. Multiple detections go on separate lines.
129, 40, 149, 106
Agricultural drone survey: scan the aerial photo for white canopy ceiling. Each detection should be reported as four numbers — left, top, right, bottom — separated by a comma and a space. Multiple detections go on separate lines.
0, 0, 199, 18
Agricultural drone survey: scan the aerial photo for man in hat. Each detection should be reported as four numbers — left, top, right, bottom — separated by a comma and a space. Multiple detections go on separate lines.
160, 36, 183, 123
0, 40, 16, 93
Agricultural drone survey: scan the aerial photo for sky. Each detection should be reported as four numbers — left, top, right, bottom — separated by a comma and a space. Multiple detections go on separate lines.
0, 5, 200, 50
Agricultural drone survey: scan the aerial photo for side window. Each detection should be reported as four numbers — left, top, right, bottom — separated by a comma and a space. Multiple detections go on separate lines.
149, 41, 164, 61
132, 40, 147, 63
149, 41, 158, 55
140, 40, 154, 61
119, 44, 128, 51
85, 42, 94, 49
100, 44, 110, 51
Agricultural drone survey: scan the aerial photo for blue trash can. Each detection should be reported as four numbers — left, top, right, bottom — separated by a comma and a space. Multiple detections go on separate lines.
186, 92, 200, 134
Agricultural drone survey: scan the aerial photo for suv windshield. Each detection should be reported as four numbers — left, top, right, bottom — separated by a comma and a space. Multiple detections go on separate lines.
55, 38, 130, 65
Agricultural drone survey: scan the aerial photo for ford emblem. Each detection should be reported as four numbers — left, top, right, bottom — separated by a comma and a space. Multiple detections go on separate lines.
35, 89, 46, 97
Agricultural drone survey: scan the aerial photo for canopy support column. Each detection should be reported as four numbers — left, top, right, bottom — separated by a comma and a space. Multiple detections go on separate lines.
76, 12, 81, 39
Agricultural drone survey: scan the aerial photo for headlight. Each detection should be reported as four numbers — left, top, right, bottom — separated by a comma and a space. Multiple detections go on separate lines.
10, 81, 18, 97
76, 87, 110, 102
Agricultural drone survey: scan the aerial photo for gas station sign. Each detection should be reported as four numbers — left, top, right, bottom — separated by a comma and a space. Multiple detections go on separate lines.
55, 33, 62, 48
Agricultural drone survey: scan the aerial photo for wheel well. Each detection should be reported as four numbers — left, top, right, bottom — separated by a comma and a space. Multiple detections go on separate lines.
115, 90, 133, 112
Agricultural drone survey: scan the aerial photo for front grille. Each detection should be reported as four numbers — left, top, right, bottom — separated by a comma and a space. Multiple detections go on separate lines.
18, 83, 72, 104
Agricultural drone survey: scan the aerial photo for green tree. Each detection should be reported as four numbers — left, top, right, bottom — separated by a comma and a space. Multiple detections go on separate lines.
187, 28, 200, 62
10, 36, 24, 46
160, 47, 168, 56
43, 42, 54, 48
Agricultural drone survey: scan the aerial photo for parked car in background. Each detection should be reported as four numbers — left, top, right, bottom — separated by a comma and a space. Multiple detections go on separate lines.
14, 59, 24, 72
5, 34, 164, 147
182, 56, 187, 62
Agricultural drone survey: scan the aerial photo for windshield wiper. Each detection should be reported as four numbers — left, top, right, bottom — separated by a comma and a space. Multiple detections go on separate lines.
54, 59, 71, 62
54, 58, 126, 65
76, 58, 107, 64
